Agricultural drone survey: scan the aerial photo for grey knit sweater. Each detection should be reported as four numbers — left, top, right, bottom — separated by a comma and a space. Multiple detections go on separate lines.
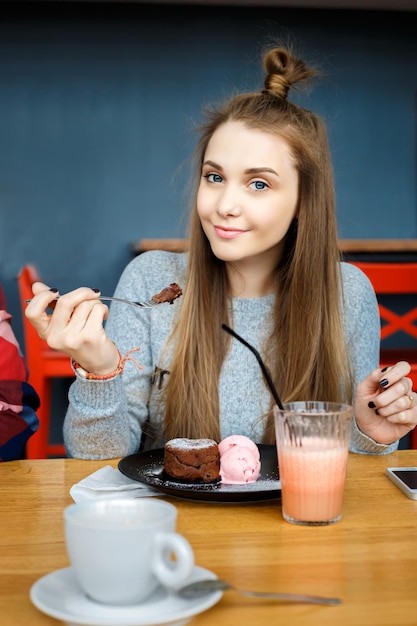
64, 251, 398, 459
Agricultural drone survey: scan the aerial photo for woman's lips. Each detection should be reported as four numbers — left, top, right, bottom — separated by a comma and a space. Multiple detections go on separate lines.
214, 226, 247, 239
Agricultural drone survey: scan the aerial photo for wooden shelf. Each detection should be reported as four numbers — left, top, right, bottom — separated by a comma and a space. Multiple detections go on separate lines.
339, 239, 417, 253
132, 238, 417, 255
131, 238, 189, 254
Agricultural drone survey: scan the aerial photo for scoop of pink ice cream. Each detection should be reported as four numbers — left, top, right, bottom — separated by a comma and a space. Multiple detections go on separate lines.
219, 436, 261, 484
218, 435, 259, 457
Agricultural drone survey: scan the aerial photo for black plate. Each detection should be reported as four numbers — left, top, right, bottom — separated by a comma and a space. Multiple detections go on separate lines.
118, 444, 280, 503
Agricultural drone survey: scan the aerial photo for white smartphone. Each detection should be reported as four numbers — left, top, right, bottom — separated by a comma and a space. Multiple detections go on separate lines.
386, 467, 417, 500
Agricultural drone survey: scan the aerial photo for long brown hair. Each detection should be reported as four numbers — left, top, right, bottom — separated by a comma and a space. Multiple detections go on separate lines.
163, 45, 353, 444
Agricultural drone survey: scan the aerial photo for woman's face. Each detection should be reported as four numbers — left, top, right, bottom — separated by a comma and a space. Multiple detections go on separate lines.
197, 120, 299, 270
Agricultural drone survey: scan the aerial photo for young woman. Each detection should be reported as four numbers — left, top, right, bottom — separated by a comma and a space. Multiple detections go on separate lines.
26, 45, 417, 459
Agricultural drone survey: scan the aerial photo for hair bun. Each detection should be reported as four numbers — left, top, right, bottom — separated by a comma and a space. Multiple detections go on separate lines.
263, 46, 318, 100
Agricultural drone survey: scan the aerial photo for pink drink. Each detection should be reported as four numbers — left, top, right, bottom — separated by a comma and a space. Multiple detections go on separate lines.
274, 402, 353, 526
278, 438, 348, 524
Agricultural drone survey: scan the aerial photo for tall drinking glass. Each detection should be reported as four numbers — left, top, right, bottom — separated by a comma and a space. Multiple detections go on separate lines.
274, 401, 353, 526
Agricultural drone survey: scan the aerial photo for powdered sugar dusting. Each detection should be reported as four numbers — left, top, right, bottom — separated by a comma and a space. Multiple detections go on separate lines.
166, 438, 217, 450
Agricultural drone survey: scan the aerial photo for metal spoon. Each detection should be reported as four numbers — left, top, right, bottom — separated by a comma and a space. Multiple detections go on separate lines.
177, 579, 341, 606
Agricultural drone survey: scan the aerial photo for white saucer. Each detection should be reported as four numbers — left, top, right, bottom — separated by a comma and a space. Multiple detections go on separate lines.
30, 565, 223, 626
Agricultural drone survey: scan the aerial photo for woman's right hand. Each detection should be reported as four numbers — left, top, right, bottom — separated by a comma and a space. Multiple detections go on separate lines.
25, 282, 120, 376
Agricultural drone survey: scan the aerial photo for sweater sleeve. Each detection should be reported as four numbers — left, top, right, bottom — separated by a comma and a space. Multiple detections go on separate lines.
340, 263, 399, 454
63, 251, 186, 459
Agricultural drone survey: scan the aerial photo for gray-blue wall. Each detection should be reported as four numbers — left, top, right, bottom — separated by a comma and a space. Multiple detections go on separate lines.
1, 2, 416, 349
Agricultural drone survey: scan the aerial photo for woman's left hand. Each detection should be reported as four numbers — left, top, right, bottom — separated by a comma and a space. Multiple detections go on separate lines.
354, 361, 417, 444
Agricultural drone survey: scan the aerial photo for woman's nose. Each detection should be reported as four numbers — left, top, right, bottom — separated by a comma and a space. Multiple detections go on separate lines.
216, 187, 242, 218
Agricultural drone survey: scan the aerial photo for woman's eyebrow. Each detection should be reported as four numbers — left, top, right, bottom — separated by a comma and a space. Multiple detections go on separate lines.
203, 161, 279, 177
245, 167, 279, 176
202, 159, 222, 170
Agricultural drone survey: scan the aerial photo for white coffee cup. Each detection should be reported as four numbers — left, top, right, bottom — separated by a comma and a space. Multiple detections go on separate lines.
64, 498, 194, 605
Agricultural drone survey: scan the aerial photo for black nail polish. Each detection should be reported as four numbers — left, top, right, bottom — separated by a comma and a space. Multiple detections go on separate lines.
368, 401, 376, 409
381, 366, 389, 373
379, 378, 389, 387
49, 287, 59, 293
92, 288, 100, 293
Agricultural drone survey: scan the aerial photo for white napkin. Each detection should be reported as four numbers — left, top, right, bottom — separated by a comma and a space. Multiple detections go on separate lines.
70, 465, 161, 503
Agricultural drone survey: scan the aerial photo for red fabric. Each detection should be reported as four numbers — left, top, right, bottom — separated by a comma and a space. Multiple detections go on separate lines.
0, 285, 39, 460
0, 286, 27, 379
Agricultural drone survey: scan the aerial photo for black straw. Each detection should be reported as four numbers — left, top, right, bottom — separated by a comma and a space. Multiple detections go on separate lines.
222, 323, 284, 410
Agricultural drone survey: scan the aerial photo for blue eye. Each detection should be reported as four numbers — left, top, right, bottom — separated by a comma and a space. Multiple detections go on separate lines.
205, 173, 223, 183
251, 180, 268, 190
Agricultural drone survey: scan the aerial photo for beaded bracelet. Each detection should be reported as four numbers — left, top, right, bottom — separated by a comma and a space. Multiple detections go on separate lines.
71, 347, 143, 380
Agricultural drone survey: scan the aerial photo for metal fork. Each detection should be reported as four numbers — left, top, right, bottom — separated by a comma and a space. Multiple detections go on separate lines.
96, 296, 161, 309
25, 295, 161, 310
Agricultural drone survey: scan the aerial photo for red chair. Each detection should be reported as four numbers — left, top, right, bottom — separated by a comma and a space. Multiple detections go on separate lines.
351, 262, 417, 449
17, 265, 74, 458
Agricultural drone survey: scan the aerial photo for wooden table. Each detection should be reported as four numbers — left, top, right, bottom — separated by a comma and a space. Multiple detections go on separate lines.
1, 451, 417, 625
